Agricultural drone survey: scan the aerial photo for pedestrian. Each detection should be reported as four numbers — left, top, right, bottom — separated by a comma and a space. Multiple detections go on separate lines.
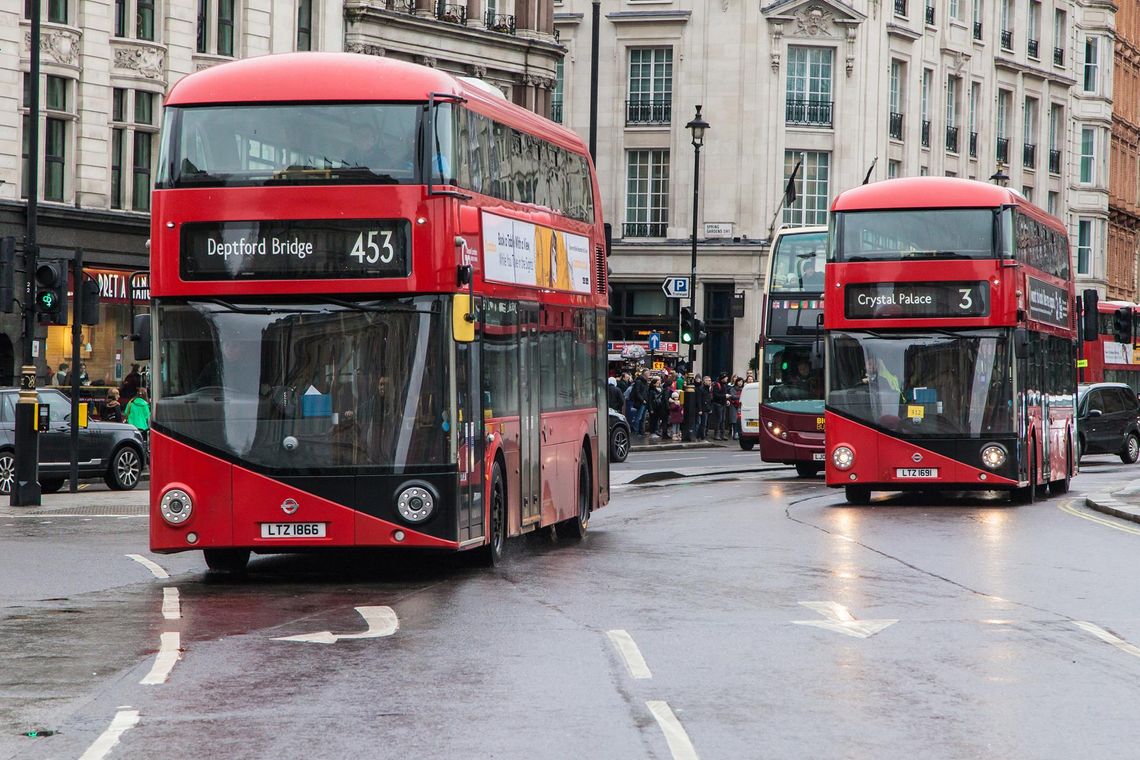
630, 371, 650, 434
728, 377, 744, 439
103, 388, 124, 423
696, 375, 713, 440
120, 363, 142, 403
711, 373, 729, 440
77, 362, 90, 386
124, 386, 151, 440
653, 377, 670, 437
607, 377, 624, 413
54, 363, 68, 386
668, 391, 684, 440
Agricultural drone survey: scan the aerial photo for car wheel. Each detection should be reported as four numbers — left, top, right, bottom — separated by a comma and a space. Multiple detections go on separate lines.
558, 453, 591, 540
472, 461, 506, 567
1121, 432, 1140, 465
104, 446, 143, 490
0, 450, 14, 495
844, 485, 871, 505
40, 479, 65, 494
610, 426, 630, 463
203, 549, 250, 574
739, 437, 755, 451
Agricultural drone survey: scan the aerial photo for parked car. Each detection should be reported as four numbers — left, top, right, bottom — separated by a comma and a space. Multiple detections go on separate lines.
0, 388, 147, 494
608, 407, 630, 463
1077, 382, 1140, 464
738, 382, 760, 451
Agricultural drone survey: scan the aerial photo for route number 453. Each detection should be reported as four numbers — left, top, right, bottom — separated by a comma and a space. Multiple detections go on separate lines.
350, 230, 395, 264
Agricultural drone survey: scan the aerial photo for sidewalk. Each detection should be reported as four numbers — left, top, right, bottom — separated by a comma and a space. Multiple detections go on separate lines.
0, 485, 149, 516
1085, 481, 1140, 524
629, 434, 744, 453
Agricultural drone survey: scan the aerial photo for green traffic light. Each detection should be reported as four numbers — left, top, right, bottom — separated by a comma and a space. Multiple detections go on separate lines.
37, 291, 57, 311
682, 331, 693, 342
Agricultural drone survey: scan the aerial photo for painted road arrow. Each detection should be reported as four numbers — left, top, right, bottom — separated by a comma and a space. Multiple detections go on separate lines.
274, 606, 399, 644
792, 601, 898, 639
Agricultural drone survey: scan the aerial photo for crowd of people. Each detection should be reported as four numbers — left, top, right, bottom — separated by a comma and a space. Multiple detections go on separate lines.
607, 368, 755, 442
42, 361, 151, 439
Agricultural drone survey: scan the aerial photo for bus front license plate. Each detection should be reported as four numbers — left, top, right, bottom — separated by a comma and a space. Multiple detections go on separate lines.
812, 453, 825, 461
260, 522, 327, 538
895, 468, 937, 479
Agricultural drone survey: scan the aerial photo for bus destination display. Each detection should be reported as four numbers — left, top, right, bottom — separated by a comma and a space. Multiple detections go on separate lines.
844, 281, 989, 319
180, 220, 410, 280
1026, 276, 1069, 328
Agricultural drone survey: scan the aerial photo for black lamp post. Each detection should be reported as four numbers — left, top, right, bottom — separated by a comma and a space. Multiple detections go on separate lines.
989, 162, 1010, 187
588, 0, 600, 159
685, 105, 709, 367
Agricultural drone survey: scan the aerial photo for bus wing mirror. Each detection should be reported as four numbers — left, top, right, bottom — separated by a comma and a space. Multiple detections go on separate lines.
1014, 327, 1028, 360
452, 293, 475, 343
131, 313, 152, 361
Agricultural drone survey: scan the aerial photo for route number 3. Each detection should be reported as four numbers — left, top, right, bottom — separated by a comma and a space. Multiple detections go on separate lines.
958, 288, 973, 311
350, 230, 395, 264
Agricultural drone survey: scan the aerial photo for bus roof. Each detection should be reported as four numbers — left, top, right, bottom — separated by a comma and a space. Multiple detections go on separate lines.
831, 177, 1022, 212
164, 52, 589, 155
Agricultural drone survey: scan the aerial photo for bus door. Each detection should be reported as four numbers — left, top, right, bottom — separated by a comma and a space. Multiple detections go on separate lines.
518, 303, 542, 525
457, 334, 485, 542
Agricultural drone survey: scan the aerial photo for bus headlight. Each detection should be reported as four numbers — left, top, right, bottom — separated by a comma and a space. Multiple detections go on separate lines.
396, 484, 435, 524
832, 445, 855, 470
160, 488, 193, 525
980, 444, 1007, 469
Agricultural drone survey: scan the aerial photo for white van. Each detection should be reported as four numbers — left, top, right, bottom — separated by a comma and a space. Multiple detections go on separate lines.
738, 382, 760, 451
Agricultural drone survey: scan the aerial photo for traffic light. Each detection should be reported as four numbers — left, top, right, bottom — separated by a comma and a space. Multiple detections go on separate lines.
0, 237, 14, 314
34, 260, 68, 325
1113, 306, 1132, 346
80, 275, 100, 325
1082, 289, 1099, 342
692, 315, 707, 345
681, 306, 695, 343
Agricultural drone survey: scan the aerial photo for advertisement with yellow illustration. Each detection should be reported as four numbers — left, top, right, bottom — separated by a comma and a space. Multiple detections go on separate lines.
482, 211, 592, 293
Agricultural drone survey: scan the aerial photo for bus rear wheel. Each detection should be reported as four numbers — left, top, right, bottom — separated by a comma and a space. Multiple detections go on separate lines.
1052, 436, 1072, 495
558, 453, 591, 541
844, 485, 871, 505
203, 549, 250, 574
795, 463, 821, 478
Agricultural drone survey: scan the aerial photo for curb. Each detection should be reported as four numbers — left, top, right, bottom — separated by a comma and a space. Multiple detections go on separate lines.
1085, 493, 1140, 523
626, 465, 788, 485
629, 442, 721, 453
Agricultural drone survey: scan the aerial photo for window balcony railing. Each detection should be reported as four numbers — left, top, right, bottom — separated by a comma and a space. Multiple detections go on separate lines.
894, 0, 907, 15
623, 222, 667, 238
1027, 38, 1039, 58
996, 136, 1009, 163
625, 99, 672, 125
946, 125, 959, 153
385, 0, 416, 12
969, 130, 978, 158
1023, 142, 1036, 168
436, 2, 466, 24
1001, 29, 1013, 50
889, 111, 904, 140
550, 101, 563, 124
925, 3, 935, 24
1049, 148, 1061, 174
1054, 47, 1064, 66
553, 28, 560, 42
485, 12, 516, 34
786, 98, 833, 127
921, 119, 931, 148
973, 21, 982, 40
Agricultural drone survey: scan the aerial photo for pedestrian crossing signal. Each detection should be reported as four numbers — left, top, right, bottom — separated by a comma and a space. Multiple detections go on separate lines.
34, 260, 68, 325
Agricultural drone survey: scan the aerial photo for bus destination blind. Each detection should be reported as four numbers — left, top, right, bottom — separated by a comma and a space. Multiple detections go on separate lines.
180, 220, 411, 280
844, 281, 989, 319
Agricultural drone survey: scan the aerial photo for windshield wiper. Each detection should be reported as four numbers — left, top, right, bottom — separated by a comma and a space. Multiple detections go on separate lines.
903, 250, 969, 259
322, 296, 435, 315
197, 298, 313, 315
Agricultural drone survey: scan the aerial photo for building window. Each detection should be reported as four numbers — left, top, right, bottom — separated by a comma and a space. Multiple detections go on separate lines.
945, 75, 959, 153
197, 0, 236, 56
920, 68, 932, 148
888, 159, 901, 179
1077, 219, 1092, 275
973, 0, 983, 39
786, 47, 833, 127
1021, 185, 1032, 203
551, 58, 564, 124
1083, 37, 1099, 92
782, 151, 830, 227
1023, 97, 1037, 169
1048, 103, 1062, 174
1027, 1, 1040, 58
114, 0, 155, 40
111, 88, 158, 211
1053, 10, 1066, 66
889, 59, 904, 140
1047, 191, 1058, 216
996, 89, 1010, 163
1080, 126, 1096, 184
624, 150, 669, 238
968, 81, 980, 158
627, 48, 672, 125
949, 0, 960, 21
297, 0, 312, 51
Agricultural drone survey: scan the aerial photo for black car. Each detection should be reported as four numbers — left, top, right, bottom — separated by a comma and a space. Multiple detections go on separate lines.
608, 407, 630, 463
1077, 382, 1140, 463
0, 388, 147, 494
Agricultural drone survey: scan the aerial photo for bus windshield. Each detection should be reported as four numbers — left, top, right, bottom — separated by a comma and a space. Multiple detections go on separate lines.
769, 231, 826, 293
158, 103, 435, 187
762, 341, 824, 414
154, 296, 450, 470
834, 209, 996, 262
827, 330, 1013, 436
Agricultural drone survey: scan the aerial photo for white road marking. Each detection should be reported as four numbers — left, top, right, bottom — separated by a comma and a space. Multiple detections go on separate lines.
792, 601, 898, 639
606, 629, 652, 679
1073, 621, 1140, 659
125, 554, 169, 579
647, 700, 699, 760
78, 708, 140, 760
162, 588, 180, 620
274, 606, 399, 644
140, 632, 181, 685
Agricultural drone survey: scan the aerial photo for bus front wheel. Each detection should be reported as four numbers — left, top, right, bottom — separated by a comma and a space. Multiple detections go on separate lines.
1011, 449, 1037, 505
795, 463, 821, 478
473, 462, 506, 567
203, 549, 250, 574
844, 485, 871, 505
558, 453, 591, 541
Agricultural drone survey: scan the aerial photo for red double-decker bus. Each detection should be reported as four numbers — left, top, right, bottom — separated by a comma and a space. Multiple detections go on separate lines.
757, 225, 827, 476
1080, 300, 1140, 389
145, 53, 609, 570
824, 178, 1077, 504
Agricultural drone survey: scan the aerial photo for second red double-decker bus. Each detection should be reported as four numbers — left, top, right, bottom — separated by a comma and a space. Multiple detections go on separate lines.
824, 178, 1077, 504
145, 53, 609, 570
1080, 300, 1140, 389
757, 225, 827, 475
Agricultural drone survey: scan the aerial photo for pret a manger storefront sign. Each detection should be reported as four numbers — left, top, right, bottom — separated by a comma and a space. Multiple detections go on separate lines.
481, 212, 592, 293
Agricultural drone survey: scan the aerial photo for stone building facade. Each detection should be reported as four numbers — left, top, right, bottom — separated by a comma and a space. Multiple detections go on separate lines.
1109, 0, 1140, 302
555, 0, 1115, 375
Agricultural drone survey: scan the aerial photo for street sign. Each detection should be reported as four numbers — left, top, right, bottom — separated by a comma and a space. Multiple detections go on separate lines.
652, 361, 664, 370
662, 277, 690, 298
648, 332, 661, 351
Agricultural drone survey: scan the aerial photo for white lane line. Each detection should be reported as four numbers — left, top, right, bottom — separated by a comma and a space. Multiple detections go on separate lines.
78, 708, 140, 760
140, 632, 181, 685
274, 606, 399, 644
1073, 621, 1140, 659
606, 629, 652, 679
125, 554, 169, 579
162, 588, 180, 620
646, 700, 699, 760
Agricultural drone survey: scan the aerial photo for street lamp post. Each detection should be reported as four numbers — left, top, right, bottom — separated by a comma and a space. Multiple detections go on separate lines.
685, 105, 709, 368
588, 0, 600, 159
989, 162, 1010, 187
